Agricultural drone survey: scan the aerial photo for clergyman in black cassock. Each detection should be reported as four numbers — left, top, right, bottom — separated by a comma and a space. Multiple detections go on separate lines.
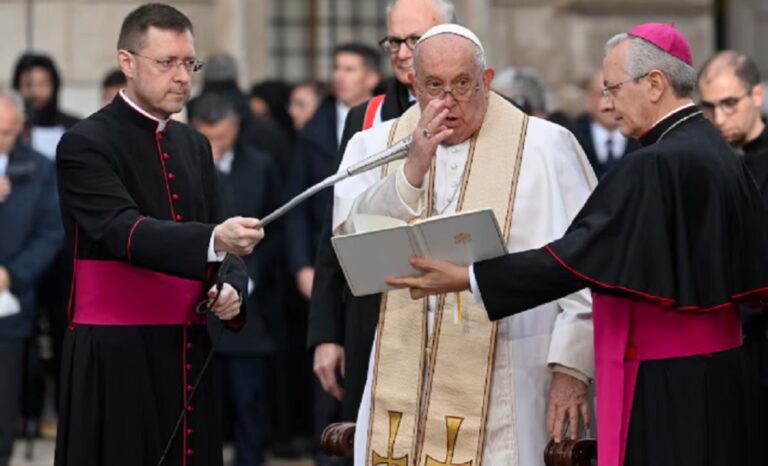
698, 50, 768, 433
53, 5, 263, 466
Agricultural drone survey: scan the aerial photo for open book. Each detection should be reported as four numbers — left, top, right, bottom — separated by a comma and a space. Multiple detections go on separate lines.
332, 208, 507, 296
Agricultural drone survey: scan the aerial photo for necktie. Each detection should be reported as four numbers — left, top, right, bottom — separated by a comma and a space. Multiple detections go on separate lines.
606, 137, 615, 161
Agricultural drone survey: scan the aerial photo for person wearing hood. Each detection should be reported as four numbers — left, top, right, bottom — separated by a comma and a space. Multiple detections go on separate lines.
12, 53, 80, 159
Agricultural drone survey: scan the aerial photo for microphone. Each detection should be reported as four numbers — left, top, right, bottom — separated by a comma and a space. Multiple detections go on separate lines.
256, 135, 413, 228
343, 135, 413, 177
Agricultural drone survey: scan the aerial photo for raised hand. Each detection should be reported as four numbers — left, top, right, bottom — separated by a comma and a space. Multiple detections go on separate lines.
403, 99, 454, 187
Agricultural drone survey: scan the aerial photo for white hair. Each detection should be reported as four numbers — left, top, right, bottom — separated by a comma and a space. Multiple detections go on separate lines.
413, 33, 487, 75
386, 0, 457, 24
0, 87, 24, 116
605, 33, 696, 98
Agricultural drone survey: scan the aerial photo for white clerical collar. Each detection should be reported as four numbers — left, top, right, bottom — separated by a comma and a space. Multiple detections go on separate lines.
216, 149, 235, 174
650, 102, 696, 130
0, 153, 8, 177
119, 89, 170, 133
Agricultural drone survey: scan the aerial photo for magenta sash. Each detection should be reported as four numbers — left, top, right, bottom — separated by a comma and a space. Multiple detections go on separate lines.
72, 260, 207, 325
593, 293, 742, 466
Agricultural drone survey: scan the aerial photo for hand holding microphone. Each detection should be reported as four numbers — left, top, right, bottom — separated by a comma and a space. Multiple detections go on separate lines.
213, 216, 265, 256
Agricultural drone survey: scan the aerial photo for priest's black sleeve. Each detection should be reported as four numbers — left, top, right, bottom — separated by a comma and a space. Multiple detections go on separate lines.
474, 247, 585, 321
307, 206, 345, 348
57, 132, 214, 281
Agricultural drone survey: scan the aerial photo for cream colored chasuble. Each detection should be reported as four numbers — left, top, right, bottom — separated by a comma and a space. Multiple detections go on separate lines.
366, 93, 529, 466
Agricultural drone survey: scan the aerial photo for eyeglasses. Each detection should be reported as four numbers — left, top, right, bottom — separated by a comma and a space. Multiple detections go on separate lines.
700, 92, 751, 117
378, 35, 421, 54
600, 72, 650, 99
418, 77, 481, 102
127, 50, 204, 73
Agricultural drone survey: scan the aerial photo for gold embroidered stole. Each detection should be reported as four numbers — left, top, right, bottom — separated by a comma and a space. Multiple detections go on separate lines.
367, 93, 529, 466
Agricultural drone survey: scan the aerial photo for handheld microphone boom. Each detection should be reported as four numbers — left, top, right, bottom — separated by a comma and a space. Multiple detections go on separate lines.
256, 135, 413, 229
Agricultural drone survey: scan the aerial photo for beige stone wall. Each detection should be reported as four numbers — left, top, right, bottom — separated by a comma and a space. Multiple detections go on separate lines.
3, 0, 763, 121
475, 0, 715, 114
0, 0, 271, 119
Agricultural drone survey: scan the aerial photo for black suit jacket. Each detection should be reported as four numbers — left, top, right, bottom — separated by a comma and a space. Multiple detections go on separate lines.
307, 80, 412, 420
284, 98, 340, 275
573, 113, 640, 179
210, 145, 284, 354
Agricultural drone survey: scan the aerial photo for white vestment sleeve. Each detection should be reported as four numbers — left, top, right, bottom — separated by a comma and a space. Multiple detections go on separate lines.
340, 165, 425, 234
541, 126, 598, 380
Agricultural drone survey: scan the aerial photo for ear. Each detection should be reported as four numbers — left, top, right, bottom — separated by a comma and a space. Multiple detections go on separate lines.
646, 69, 665, 103
117, 49, 136, 79
482, 67, 495, 93
751, 82, 765, 109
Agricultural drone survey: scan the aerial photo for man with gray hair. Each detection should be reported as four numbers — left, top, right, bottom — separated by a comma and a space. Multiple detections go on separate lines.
389, 23, 768, 466
336, 24, 596, 466
0, 87, 62, 466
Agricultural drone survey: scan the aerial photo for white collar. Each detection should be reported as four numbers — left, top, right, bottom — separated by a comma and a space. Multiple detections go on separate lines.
0, 153, 8, 177
216, 150, 235, 174
119, 89, 170, 133
651, 102, 696, 130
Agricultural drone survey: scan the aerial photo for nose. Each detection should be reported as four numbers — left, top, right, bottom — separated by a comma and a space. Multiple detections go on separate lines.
442, 91, 458, 108
713, 106, 728, 127
599, 95, 614, 113
397, 43, 411, 60
174, 64, 192, 84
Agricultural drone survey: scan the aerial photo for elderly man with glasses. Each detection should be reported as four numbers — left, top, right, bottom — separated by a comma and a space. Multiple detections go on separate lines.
335, 24, 597, 466
53, 4, 264, 466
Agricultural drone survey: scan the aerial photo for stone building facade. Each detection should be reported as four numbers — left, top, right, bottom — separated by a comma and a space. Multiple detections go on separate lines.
0, 0, 764, 119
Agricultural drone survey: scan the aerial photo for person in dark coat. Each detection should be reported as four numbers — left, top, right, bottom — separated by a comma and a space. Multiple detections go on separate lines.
306, 0, 454, 426
188, 54, 294, 181
698, 50, 768, 429
573, 70, 639, 178
53, 5, 264, 466
0, 89, 63, 466
388, 24, 768, 466
191, 92, 283, 466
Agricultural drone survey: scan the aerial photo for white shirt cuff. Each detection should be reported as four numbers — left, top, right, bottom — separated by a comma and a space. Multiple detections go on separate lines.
395, 163, 425, 211
207, 231, 226, 262
551, 364, 590, 384
468, 264, 485, 308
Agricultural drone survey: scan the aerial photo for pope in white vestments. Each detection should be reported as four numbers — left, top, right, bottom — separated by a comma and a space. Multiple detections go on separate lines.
332, 25, 597, 466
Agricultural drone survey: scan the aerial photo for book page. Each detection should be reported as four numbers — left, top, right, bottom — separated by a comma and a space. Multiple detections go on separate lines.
415, 209, 507, 265
332, 226, 420, 296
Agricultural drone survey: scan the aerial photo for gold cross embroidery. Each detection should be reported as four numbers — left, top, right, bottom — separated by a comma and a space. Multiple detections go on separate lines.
372, 411, 408, 466
425, 416, 472, 466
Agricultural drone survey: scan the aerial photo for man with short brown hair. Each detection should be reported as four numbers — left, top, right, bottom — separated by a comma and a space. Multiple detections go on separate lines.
54, 4, 264, 465
698, 50, 768, 436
